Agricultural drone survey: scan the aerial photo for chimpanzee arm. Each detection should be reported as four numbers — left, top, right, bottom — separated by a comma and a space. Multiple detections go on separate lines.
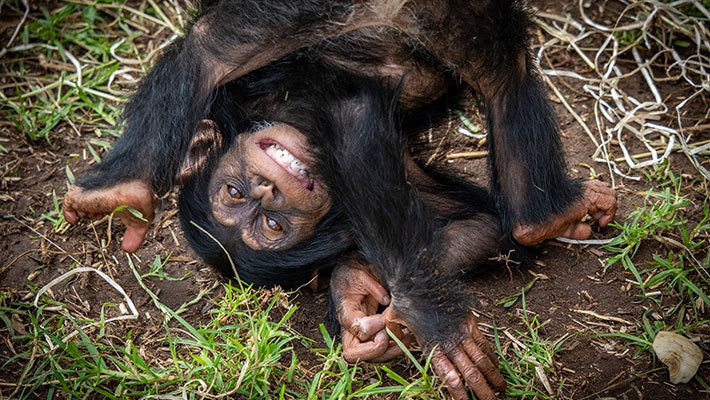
310, 76, 506, 400
407, 0, 616, 244
333, 156, 506, 363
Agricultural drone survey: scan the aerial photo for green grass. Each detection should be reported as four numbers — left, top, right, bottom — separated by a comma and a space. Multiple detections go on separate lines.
594, 166, 709, 384
497, 293, 568, 400
602, 170, 710, 312
3, 258, 309, 399
0, 260, 452, 399
0, 0, 174, 143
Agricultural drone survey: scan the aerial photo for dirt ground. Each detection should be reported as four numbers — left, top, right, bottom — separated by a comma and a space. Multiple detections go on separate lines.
1, 0, 709, 399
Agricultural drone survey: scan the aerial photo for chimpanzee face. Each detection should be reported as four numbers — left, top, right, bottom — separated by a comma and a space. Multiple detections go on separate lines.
208, 123, 332, 251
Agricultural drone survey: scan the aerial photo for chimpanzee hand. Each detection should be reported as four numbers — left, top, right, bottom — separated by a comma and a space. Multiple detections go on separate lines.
331, 264, 413, 362
383, 307, 506, 400
63, 181, 157, 253
513, 179, 617, 246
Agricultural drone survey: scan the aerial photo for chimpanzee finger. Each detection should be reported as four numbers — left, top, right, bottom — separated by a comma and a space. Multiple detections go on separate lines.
64, 210, 79, 224
431, 349, 469, 400
560, 221, 592, 241
367, 329, 411, 362
592, 208, 615, 227
343, 329, 411, 362
357, 270, 390, 306
462, 339, 506, 392
341, 328, 389, 362
338, 292, 386, 341
584, 180, 617, 224
350, 314, 387, 342
375, 340, 406, 361
62, 186, 83, 224
122, 223, 151, 253
592, 210, 607, 224
466, 317, 498, 368
449, 348, 498, 400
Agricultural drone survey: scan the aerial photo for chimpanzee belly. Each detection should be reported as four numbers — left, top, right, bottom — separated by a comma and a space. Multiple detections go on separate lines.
317, 28, 454, 108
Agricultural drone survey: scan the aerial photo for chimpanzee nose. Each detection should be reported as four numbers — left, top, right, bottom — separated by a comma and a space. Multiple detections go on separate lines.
251, 180, 277, 207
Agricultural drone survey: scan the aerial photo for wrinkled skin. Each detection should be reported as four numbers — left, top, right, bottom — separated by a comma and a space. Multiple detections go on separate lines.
331, 262, 505, 399
378, 288, 505, 399
208, 124, 333, 251
331, 262, 413, 362
417, 315, 506, 400
513, 180, 617, 246
63, 181, 156, 253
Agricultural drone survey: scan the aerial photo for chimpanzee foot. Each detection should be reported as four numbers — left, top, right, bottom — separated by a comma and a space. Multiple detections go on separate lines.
63, 181, 157, 253
331, 263, 412, 362
383, 308, 505, 400
513, 179, 617, 246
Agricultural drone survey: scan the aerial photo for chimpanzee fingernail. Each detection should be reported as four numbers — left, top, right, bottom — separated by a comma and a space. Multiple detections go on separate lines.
382, 295, 390, 304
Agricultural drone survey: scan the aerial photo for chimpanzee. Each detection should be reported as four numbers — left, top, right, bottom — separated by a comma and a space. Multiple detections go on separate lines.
61, 1, 618, 398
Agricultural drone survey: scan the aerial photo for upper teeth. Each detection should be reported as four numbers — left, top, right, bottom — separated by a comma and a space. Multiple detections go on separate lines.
291, 159, 306, 174
266, 144, 309, 176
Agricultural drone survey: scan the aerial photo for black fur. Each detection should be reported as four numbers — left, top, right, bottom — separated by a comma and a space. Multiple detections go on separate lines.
73, 0, 583, 352
304, 68, 496, 348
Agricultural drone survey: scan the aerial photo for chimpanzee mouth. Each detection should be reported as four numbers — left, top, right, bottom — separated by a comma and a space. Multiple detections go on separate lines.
260, 142, 315, 191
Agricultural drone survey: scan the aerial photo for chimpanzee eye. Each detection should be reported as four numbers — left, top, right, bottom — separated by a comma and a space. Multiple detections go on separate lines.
226, 185, 243, 199
266, 217, 282, 231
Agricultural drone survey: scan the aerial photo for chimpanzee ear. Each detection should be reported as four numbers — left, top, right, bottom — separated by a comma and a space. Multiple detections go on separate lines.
175, 120, 223, 184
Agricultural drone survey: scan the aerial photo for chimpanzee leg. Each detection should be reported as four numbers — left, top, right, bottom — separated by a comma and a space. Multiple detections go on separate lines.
309, 74, 506, 400
410, 0, 616, 244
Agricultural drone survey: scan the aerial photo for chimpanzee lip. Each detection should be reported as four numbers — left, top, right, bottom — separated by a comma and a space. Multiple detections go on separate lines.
259, 140, 315, 191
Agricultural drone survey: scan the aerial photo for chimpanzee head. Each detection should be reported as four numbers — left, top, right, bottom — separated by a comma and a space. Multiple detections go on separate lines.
176, 119, 351, 286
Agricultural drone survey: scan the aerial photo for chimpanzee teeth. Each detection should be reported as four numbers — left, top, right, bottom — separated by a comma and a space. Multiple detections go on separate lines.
280, 150, 295, 164
290, 159, 305, 173
264, 143, 311, 182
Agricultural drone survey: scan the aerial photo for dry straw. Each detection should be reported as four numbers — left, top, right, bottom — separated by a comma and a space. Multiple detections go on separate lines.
535, 0, 710, 184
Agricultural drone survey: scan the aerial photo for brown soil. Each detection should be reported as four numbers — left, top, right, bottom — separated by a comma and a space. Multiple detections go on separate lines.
1, 1, 708, 399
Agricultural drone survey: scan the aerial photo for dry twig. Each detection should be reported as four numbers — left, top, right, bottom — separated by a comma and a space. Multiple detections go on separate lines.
535, 0, 710, 181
